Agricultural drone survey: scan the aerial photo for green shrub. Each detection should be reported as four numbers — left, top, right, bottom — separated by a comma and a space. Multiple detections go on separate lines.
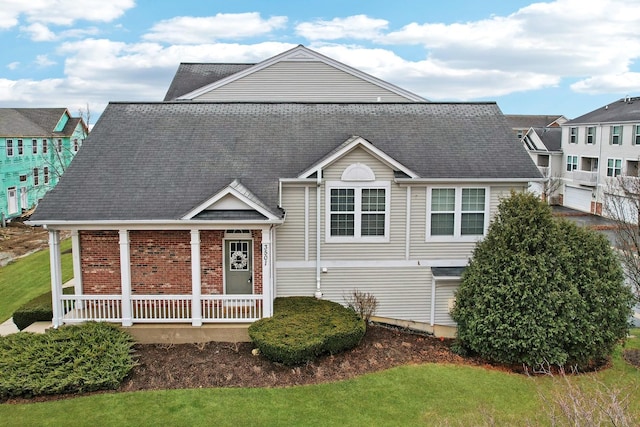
12, 287, 74, 330
451, 192, 634, 369
0, 322, 136, 399
249, 297, 366, 365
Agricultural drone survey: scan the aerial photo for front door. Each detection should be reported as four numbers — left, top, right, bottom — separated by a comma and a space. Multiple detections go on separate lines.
225, 240, 253, 294
7, 187, 17, 215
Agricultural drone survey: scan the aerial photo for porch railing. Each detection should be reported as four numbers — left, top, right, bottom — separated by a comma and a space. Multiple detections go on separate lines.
60, 294, 264, 325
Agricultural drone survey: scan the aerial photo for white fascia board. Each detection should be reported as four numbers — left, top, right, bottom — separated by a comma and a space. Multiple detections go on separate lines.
298, 136, 419, 179
177, 45, 426, 102
394, 177, 545, 184
26, 219, 284, 231
182, 184, 278, 220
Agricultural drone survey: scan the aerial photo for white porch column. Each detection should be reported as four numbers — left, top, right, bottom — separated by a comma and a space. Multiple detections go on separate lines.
48, 229, 63, 328
261, 227, 273, 317
119, 230, 132, 327
190, 229, 202, 326
71, 231, 83, 309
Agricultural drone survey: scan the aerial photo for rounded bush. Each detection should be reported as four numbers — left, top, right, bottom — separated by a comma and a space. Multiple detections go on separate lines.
248, 297, 366, 365
451, 192, 634, 369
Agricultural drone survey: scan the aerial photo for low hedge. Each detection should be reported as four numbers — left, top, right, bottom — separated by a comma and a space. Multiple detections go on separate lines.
13, 287, 74, 330
248, 297, 366, 366
0, 322, 136, 400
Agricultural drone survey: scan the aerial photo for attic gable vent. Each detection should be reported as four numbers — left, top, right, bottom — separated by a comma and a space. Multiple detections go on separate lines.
341, 163, 375, 181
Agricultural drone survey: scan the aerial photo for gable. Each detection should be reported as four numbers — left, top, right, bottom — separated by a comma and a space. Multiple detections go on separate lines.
178, 45, 425, 102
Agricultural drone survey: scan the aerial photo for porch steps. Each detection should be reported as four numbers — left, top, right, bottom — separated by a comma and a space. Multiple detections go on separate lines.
124, 323, 251, 344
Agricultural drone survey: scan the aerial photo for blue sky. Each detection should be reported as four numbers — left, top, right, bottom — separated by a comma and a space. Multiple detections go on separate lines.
1, 0, 640, 123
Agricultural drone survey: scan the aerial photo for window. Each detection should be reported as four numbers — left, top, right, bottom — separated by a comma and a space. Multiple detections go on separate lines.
607, 158, 622, 177
33, 168, 39, 186
586, 127, 595, 144
42, 139, 48, 154
43, 167, 49, 184
635, 125, 640, 145
569, 127, 578, 143
32, 139, 38, 154
566, 155, 578, 171
6, 139, 13, 156
17, 139, 23, 155
327, 183, 389, 241
57, 139, 62, 152
427, 187, 487, 239
73, 139, 79, 152
611, 125, 622, 145
19, 175, 27, 182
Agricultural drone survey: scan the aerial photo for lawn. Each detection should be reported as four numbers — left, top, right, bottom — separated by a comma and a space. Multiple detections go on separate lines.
1, 333, 639, 426
0, 239, 73, 322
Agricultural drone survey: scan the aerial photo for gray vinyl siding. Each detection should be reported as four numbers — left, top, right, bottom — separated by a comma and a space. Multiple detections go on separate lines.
277, 266, 432, 323
275, 186, 306, 260
193, 61, 412, 102
434, 282, 459, 326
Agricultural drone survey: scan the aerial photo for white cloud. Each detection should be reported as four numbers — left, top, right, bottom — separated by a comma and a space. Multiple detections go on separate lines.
296, 15, 388, 40
21, 23, 56, 42
7, 62, 20, 70
143, 13, 288, 44
35, 55, 56, 67
0, 0, 134, 29
572, 73, 640, 95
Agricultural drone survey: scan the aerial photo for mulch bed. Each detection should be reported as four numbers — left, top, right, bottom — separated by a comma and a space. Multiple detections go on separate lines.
6, 325, 630, 404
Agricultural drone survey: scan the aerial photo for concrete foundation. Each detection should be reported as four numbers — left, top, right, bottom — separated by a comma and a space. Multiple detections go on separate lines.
123, 323, 251, 344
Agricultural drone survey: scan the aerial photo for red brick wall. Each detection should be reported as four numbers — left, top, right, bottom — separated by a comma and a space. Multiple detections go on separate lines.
201, 230, 224, 294
79, 229, 264, 296
80, 231, 121, 294
130, 230, 191, 294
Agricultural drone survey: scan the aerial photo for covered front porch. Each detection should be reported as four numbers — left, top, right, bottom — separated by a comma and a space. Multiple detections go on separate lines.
46, 225, 275, 328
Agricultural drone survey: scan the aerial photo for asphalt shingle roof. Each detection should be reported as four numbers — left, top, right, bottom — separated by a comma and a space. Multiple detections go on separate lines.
566, 97, 640, 124
0, 108, 69, 136
504, 114, 564, 129
31, 102, 541, 222
163, 63, 255, 101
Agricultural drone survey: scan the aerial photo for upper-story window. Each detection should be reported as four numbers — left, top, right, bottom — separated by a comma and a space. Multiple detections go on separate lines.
73, 139, 79, 152
56, 139, 62, 152
427, 187, 488, 240
586, 127, 596, 144
17, 139, 23, 155
32, 139, 38, 154
634, 125, 640, 145
566, 155, 578, 171
611, 126, 622, 145
607, 158, 622, 177
569, 127, 578, 143
326, 163, 390, 242
43, 167, 49, 184
33, 168, 39, 186
6, 139, 13, 156
42, 139, 48, 154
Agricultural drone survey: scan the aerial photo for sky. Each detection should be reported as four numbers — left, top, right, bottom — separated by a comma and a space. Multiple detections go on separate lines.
1, 0, 640, 125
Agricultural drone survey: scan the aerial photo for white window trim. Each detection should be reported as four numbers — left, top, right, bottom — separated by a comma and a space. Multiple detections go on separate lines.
634, 125, 640, 145
610, 126, 622, 145
569, 127, 578, 144
6, 139, 13, 157
566, 155, 578, 171
426, 186, 490, 242
586, 127, 596, 145
325, 180, 391, 243
607, 158, 622, 177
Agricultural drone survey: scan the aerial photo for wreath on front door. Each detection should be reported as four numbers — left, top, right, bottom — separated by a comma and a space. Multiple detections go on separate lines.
230, 250, 248, 270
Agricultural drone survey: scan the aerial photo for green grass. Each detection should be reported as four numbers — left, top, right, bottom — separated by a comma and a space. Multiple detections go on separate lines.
2, 332, 639, 426
0, 239, 73, 322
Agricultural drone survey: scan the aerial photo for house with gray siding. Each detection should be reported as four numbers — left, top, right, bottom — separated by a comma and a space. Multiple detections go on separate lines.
29, 46, 542, 339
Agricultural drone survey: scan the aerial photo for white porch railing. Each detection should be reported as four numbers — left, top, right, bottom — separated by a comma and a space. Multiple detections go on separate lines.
60, 294, 264, 324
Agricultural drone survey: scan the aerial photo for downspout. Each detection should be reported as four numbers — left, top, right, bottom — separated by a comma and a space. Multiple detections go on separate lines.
595, 123, 603, 214
315, 169, 323, 298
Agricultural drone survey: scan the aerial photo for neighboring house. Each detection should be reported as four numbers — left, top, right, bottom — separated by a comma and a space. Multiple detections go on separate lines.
522, 127, 563, 203
561, 96, 640, 215
505, 114, 567, 139
0, 108, 88, 221
29, 47, 541, 338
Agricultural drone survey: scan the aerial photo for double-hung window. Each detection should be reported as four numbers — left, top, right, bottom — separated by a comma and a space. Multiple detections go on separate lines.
327, 182, 390, 242
569, 127, 578, 143
33, 168, 39, 186
635, 125, 640, 145
32, 139, 38, 154
17, 140, 23, 155
42, 139, 48, 154
607, 158, 622, 177
43, 167, 49, 184
611, 126, 622, 145
566, 155, 578, 171
427, 187, 488, 240
586, 127, 595, 144
57, 139, 62, 152
6, 140, 13, 156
